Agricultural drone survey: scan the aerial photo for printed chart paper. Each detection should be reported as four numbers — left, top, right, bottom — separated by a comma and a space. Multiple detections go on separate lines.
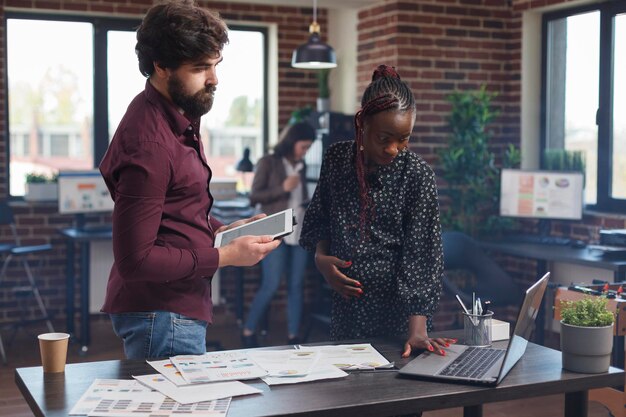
247, 349, 319, 377
305, 343, 394, 370
171, 351, 267, 384
148, 359, 193, 387
68, 379, 231, 417
134, 373, 262, 404
260, 364, 348, 385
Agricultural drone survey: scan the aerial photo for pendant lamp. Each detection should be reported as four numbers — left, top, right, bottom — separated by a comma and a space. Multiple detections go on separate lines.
291, 0, 337, 69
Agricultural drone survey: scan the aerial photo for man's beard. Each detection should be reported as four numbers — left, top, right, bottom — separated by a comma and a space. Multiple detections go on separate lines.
168, 74, 215, 119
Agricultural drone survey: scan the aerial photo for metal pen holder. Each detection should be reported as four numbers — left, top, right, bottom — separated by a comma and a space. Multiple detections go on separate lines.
463, 310, 493, 347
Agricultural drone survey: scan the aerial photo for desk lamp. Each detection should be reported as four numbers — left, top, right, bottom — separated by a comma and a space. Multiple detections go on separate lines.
236, 147, 254, 195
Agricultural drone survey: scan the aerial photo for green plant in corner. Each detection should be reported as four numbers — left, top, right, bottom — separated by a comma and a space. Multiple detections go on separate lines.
560, 297, 614, 327
438, 85, 516, 237
485, 143, 522, 233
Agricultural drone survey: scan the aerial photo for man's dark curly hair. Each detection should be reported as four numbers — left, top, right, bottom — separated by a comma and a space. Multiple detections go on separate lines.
136, 0, 229, 77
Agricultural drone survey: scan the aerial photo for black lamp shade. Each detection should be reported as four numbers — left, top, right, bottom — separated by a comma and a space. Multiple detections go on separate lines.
291, 32, 337, 69
236, 148, 254, 173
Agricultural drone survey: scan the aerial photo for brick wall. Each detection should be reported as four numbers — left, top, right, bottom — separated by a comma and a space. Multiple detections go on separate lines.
0, 0, 324, 328
356, 0, 519, 169
512, 0, 582, 13
355, 0, 625, 330
356, 0, 519, 328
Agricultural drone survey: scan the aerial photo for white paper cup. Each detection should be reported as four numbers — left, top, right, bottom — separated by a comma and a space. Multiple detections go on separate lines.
38, 333, 70, 373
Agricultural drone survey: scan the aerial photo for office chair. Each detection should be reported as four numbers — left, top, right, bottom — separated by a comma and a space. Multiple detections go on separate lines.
442, 231, 522, 309
0, 201, 54, 364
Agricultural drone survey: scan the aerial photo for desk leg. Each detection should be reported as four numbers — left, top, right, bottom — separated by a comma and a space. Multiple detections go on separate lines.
612, 271, 625, 369
564, 391, 588, 417
236, 267, 244, 327
612, 335, 624, 369
80, 242, 90, 353
66, 241, 75, 339
463, 405, 482, 417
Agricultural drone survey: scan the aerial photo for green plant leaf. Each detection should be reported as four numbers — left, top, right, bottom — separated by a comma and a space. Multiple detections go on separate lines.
25, 172, 57, 183
438, 85, 520, 237
560, 296, 615, 327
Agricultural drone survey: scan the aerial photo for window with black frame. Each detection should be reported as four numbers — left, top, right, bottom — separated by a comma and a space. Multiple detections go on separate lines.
6, 14, 268, 198
541, 2, 626, 213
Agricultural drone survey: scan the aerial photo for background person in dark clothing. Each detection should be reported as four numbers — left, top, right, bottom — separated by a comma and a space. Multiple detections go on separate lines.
242, 122, 315, 347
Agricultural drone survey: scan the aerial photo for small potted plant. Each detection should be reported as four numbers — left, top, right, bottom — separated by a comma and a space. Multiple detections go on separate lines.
24, 172, 59, 202
559, 296, 615, 373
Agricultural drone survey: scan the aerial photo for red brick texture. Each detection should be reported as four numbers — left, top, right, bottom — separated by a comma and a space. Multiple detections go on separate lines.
357, 0, 518, 174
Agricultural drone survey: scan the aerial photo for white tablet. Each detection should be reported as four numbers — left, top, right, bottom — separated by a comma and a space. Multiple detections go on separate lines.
213, 208, 295, 247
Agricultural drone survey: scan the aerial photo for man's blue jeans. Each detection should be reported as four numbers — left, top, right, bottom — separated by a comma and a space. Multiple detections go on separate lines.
244, 243, 309, 336
110, 311, 207, 359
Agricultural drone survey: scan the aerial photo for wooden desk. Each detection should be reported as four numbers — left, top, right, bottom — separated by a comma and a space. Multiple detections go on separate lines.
480, 239, 626, 345
58, 226, 113, 354
14, 339, 624, 417
480, 240, 626, 282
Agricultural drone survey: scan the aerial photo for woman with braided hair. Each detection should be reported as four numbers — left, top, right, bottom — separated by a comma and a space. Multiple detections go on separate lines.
300, 65, 455, 357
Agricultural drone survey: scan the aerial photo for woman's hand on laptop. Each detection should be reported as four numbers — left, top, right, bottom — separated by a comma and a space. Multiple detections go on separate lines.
402, 316, 457, 358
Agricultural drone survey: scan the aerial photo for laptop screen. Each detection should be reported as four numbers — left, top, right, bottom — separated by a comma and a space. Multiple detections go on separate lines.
496, 272, 550, 384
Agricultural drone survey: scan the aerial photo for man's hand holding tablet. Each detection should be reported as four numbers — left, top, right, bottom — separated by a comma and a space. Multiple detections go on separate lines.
215, 209, 295, 267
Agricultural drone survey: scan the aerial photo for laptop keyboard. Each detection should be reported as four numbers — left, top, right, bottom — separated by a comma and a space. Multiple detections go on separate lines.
438, 347, 505, 379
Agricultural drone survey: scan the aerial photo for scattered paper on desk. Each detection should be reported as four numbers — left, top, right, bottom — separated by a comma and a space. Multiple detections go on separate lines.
133, 374, 261, 404
69, 379, 151, 416
170, 351, 267, 384
89, 397, 230, 417
302, 343, 393, 370
68, 378, 231, 417
261, 364, 348, 385
148, 358, 192, 386
247, 349, 319, 377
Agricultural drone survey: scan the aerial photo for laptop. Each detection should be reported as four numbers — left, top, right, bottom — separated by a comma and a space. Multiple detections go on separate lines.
399, 272, 550, 386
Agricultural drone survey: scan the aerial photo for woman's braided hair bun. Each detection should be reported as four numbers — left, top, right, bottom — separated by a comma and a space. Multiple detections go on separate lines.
371, 64, 400, 82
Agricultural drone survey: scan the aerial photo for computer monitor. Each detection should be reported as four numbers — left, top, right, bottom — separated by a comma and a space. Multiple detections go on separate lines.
58, 170, 114, 215
499, 169, 584, 221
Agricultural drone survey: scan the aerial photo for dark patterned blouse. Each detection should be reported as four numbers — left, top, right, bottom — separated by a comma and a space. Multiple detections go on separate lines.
300, 141, 443, 340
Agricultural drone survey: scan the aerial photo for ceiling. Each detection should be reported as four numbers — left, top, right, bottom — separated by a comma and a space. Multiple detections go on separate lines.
218, 0, 380, 10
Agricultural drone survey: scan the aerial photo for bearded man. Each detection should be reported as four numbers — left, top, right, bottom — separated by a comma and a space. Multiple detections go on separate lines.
99, 0, 280, 359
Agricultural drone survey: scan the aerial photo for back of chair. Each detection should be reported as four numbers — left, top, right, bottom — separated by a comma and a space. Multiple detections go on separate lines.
0, 201, 15, 226
442, 231, 522, 307
0, 201, 20, 245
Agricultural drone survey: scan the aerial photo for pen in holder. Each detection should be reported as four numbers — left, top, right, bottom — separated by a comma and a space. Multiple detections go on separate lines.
463, 310, 493, 347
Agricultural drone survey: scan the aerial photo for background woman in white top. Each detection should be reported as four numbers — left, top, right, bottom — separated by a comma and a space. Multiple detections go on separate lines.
242, 122, 315, 347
